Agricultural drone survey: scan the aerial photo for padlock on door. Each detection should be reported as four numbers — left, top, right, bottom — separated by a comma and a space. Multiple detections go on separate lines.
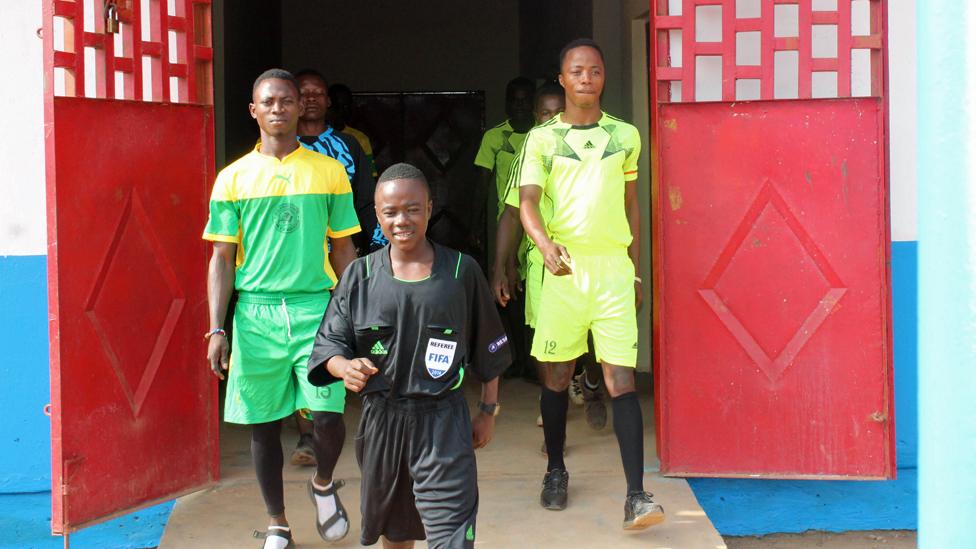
104, 0, 119, 34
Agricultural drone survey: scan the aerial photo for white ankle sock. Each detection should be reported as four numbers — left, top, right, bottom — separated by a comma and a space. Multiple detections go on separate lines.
263, 526, 290, 549
312, 480, 347, 538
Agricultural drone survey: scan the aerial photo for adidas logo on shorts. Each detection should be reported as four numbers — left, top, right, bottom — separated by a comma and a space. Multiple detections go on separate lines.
371, 341, 388, 355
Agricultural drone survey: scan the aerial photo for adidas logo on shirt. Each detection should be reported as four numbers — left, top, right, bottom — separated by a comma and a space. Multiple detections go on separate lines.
371, 341, 388, 355
583, 140, 595, 149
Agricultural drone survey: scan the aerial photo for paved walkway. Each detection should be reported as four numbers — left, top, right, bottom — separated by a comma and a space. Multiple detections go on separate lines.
161, 377, 726, 548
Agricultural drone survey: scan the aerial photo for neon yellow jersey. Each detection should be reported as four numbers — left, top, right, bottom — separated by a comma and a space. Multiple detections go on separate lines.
340, 125, 377, 177
503, 168, 551, 279
511, 112, 640, 252
203, 145, 361, 293
474, 120, 528, 219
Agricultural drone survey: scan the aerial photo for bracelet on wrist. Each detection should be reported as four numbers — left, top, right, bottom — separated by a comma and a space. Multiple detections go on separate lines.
204, 328, 227, 340
634, 276, 643, 284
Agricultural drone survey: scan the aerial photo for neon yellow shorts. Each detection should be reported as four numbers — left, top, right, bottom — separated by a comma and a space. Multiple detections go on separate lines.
225, 292, 345, 424
530, 251, 638, 367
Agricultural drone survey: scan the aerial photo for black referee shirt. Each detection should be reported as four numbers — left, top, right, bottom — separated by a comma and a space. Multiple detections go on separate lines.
308, 243, 511, 398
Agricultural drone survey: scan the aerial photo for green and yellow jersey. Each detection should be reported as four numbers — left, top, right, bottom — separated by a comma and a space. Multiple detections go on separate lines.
203, 145, 361, 293
511, 112, 641, 253
475, 120, 529, 219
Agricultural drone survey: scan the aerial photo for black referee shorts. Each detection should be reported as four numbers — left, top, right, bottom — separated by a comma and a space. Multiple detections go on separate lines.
355, 390, 478, 548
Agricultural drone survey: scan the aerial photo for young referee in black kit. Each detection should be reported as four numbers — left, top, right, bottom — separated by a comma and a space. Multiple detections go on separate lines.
307, 163, 511, 549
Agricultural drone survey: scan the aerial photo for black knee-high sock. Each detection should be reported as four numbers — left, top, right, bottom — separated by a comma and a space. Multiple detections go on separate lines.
311, 411, 345, 482
541, 387, 569, 471
612, 392, 645, 493
251, 420, 285, 516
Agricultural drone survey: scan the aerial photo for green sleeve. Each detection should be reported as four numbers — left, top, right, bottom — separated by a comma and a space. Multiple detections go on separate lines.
202, 174, 240, 242
503, 153, 522, 209
327, 191, 362, 238
513, 131, 548, 189
623, 127, 642, 181
474, 130, 499, 170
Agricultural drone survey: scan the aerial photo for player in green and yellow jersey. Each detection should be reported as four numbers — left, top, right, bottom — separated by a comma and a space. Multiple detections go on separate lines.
204, 69, 359, 548
512, 40, 665, 530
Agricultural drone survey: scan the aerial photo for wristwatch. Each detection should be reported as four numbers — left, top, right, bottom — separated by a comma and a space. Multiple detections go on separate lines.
478, 401, 501, 417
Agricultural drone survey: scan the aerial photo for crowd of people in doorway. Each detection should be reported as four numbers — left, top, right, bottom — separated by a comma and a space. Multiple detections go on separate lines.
203, 38, 663, 549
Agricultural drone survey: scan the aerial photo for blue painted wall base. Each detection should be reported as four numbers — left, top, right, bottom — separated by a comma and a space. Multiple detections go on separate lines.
688, 241, 918, 535
0, 255, 174, 549
0, 493, 174, 549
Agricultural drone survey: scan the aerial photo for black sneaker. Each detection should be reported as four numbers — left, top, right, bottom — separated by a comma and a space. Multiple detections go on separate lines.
540, 468, 569, 510
623, 491, 665, 530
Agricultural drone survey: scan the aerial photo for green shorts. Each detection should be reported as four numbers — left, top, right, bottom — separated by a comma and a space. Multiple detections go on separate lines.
530, 251, 638, 367
225, 291, 345, 424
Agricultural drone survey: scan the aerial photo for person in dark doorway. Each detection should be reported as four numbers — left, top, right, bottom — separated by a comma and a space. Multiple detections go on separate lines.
296, 68, 381, 255
283, 68, 382, 468
307, 163, 511, 549
513, 39, 665, 529
328, 82, 378, 177
493, 84, 608, 434
204, 69, 359, 548
327, 82, 387, 250
474, 76, 536, 379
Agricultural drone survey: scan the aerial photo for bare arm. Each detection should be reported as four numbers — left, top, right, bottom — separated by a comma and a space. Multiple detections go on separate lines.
206, 242, 237, 380
491, 205, 523, 306
326, 355, 378, 393
330, 236, 357, 278
624, 182, 642, 310
520, 185, 571, 276
472, 376, 500, 449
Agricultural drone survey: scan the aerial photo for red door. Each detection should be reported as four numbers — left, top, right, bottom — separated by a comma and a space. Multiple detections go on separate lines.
43, 0, 218, 532
650, 1, 894, 478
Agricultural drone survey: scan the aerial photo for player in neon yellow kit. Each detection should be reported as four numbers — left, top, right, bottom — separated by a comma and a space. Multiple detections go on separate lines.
493, 84, 609, 434
512, 40, 665, 529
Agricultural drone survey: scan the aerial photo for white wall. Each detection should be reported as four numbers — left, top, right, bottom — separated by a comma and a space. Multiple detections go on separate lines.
886, 0, 917, 241
0, 2, 46, 256
652, 0, 917, 241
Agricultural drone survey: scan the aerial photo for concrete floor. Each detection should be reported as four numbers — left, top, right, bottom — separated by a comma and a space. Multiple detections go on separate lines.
160, 376, 726, 548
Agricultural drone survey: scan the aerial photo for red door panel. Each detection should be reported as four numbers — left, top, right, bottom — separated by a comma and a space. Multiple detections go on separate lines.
43, 0, 217, 532
48, 98, 217, 531
649, 1, 894, 479
655, 99, 893, 478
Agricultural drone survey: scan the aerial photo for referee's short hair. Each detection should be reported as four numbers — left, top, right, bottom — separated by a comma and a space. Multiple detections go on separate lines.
252, 68, 299, 95
377, 163, 431, 197
558, 38, 605, 68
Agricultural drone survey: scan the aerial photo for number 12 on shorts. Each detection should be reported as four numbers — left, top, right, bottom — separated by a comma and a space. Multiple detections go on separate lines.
544, 340, 557, 354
